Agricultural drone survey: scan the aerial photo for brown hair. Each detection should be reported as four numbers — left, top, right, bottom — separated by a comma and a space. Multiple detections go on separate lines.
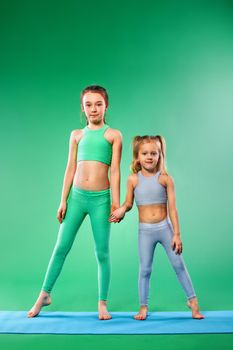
130, 135, 168, 174
80, 85, 108, 125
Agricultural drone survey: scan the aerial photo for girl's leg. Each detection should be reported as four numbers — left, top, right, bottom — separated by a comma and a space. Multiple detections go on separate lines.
161, 219, 204, 319
41, 192, 86, 293
28, 188, 86, 317
88, 191, 111, 320
160, 220, 196, 299
135, 224, 157, 320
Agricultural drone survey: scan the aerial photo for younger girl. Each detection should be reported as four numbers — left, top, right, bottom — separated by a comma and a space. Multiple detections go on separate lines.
109, 135, 204, 320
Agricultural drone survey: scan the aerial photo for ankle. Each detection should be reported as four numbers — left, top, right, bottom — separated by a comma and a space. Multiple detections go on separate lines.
188, 297, 197, 304
140, 305, 148, 311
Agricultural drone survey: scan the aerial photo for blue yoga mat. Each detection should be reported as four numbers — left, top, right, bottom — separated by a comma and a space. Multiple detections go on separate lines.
0, 311, 233, 335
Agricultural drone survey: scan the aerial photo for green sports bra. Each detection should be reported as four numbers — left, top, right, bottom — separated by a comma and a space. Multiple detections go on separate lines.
77, 124, 112, 165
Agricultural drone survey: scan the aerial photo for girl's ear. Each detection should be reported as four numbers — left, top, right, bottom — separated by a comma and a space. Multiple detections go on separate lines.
81, 104, 84, 112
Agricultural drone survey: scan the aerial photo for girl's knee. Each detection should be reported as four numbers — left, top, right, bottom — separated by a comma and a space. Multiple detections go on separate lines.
140, 266, 152, 278
172, 256, 186, 273
53, 242, 72, 258
95, 249, 109, 263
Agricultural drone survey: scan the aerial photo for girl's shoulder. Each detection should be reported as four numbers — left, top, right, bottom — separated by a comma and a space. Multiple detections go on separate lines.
105, 127, 122, 139
104, 127, 122, 146
71, 129, 84, 144
158, 172, 174, 187
128, 173, 138, 188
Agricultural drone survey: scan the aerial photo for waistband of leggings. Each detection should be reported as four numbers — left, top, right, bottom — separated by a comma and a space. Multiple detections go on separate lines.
139, 217, 171, 230
71, 185, 110, 197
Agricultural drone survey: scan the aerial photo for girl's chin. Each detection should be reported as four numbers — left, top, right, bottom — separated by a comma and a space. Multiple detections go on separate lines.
89, 118, 103, 124
142, 165, 156, 171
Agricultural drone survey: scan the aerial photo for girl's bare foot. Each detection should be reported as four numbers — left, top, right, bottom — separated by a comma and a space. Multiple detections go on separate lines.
134, 305, 148, 320
98, 300, 112, 320
27, 291, 51, 318
187, 297, 205, 319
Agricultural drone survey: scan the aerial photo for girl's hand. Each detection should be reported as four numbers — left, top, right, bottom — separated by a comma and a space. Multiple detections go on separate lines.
109, 207, 125, 223
110, 204, 120, 223
111, 204, 119, 213
57, 202, 67, 223
171, 235, 183, 254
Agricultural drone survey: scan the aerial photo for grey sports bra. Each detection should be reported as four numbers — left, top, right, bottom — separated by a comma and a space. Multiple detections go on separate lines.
134, 170, 167, 206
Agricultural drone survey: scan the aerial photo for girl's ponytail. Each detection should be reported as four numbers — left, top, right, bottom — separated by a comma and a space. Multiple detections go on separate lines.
130, 136, 143, 173
155, 135, 168, 175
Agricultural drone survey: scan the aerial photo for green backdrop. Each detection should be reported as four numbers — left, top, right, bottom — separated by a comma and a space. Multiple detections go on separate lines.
1, 0, 233, 349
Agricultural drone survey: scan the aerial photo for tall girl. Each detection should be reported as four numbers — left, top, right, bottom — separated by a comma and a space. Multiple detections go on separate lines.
110, 135, 204, 320
28, 85, 122, 320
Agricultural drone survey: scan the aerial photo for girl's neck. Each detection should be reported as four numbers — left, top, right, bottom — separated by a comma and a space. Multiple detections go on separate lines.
87, 121, 105, 130
140, 168, 158, 177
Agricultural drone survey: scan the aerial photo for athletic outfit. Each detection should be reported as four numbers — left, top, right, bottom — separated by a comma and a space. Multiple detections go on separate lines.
41, 124, 112, 300
134, 170, 196, 306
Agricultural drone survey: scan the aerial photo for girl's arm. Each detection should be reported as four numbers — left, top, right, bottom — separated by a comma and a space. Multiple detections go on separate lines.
57, 130, 78, 223
109, 130, 122, 211
109, 175, 135, 222
166, 175, 182, 254
60, 130, 78, 204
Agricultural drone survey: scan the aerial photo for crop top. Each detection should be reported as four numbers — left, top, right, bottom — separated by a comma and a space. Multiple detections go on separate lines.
134, 170, 167, 205
77, 124, 112, 165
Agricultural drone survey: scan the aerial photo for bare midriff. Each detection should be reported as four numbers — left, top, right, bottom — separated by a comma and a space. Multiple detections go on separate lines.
73, 160, 110, 191
137, 203, 167, 223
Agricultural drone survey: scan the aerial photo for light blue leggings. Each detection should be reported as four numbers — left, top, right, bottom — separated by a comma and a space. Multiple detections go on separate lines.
138, 217, 196, 305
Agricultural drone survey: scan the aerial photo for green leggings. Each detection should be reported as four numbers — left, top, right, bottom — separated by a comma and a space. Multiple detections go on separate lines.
41, 185, 111, 300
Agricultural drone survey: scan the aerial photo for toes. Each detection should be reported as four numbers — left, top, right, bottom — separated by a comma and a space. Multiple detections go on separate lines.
99, 313, 111, 320
104, 315, 111, 320
27, 310, 36, 318
193, 314, 205, 320
134, 314, 146, 320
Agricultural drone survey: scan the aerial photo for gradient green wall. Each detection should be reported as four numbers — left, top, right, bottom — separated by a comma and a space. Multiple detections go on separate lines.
1, 0, 233, 349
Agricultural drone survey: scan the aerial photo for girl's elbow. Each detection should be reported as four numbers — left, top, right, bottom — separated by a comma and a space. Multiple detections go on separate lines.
66, 163, 76, 177
125, 202, 133, 211
110, 169, 120, 178
168, 207, 178, 216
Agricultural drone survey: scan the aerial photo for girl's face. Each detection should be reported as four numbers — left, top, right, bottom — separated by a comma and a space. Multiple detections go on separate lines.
82, 92, 107, 125
138, 141, 160, 172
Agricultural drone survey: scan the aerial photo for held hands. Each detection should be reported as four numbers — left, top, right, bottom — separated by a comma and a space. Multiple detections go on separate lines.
57, 202, 67, 223
109, 205, 126, 224
171, 235, 183, 254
